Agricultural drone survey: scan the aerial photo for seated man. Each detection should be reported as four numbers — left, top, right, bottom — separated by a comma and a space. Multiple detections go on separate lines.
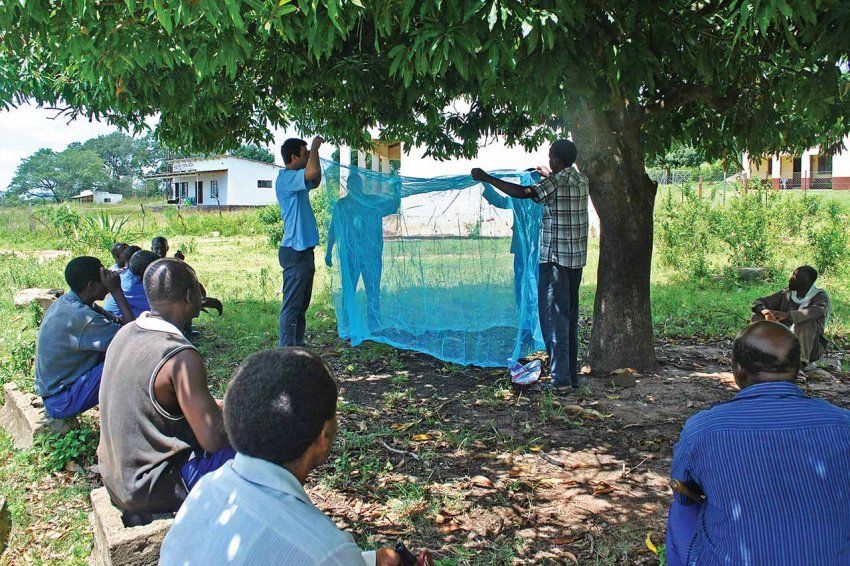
160, 348, 422, 565
34, 257, 136, 419
98, 258, 234, 515
666, 321, 850, 565
751, 265, 831, 370
151, 235, 185, 261
103, 250, 159, 319
151, 235, 222, 317
109, 242, 128, 272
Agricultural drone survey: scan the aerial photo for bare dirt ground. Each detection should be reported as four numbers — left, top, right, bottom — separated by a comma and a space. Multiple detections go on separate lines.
309, 337, 850, 564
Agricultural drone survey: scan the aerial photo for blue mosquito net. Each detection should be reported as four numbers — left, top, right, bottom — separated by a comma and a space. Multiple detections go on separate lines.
322, 159, 544, 367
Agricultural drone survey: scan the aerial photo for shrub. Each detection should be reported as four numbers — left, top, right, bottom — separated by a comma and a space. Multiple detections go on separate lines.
656, 184, 719, 279
78, 211, 131, 250
716, 186, 781, 270
807, 201, 849, 274
31, 427, 99, 472
257, 204, 283, 248
32, 204, 81, 241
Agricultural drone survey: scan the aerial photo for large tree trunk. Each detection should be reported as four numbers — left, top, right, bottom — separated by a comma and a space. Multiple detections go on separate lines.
572, 105, 658, 373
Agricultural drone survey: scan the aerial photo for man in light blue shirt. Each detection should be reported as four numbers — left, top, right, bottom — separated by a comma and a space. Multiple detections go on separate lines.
103, 250, 158, 319
35, 256, 136, 419
276, 136, 323, 347
160, 348, 412, 565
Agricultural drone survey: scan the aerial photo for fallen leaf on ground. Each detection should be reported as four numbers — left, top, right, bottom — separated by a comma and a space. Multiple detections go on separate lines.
391, 422, 417, 431
411, 433, 432, 441
438, 523, 465, 533
645, 532, 658, 554
563, 551, 579, 564
470, 475, 495, 488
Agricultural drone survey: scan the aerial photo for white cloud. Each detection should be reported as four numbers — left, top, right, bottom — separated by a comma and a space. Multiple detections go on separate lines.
0, 103, 123, 190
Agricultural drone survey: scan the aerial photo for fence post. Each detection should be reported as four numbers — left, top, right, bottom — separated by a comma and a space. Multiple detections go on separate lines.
698, 176, 703, 200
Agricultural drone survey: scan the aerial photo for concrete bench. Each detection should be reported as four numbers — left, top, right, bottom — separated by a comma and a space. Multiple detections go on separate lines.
0, 383, 78, 450
89, 488, 173, 566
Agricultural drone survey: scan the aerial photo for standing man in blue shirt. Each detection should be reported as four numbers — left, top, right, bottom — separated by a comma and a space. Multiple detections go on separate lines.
277, 136, 323, 347
666, 320, 850, 565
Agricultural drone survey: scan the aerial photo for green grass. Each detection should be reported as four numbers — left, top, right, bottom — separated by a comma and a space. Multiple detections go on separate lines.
0, 193, 847, 562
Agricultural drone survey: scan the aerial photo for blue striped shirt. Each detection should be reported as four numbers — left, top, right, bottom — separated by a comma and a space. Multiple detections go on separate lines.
671, 381, 850, 565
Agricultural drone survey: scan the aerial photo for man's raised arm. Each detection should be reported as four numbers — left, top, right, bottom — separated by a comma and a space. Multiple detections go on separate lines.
305, 136, 324, 188
471, 168, 535, 200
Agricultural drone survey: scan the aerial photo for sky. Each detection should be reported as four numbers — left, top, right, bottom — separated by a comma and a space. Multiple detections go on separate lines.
0, 101, 556, 192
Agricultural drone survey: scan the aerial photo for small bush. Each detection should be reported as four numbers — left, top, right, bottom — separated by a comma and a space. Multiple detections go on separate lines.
0, 336, 36, 390
807, 201, 849, 274
716, 185, 781, 270
31, 427, 99, 472
656, 184, 718, 279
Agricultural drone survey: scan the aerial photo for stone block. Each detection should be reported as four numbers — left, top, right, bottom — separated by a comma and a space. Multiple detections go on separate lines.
0, 496, 10, 555
89, 488, 172, 566
737, 267, 768, 281
609, 368, 638, 388
0, 383, 78, 450
13, 288, 64, 311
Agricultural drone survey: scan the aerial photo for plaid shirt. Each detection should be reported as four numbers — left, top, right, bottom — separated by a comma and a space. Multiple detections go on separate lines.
531, 166, 589, 268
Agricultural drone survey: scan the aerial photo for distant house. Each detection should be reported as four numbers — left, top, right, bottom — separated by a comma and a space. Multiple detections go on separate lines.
69, 190, 124, 204
146, 156, 282, 206
743, 135, 850, 190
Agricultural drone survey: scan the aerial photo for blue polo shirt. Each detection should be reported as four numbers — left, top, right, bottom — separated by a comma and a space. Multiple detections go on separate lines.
34, 291, 121, 397
276, 169, 319, 251
669, 381, 850, 565
102, 270, 150, 319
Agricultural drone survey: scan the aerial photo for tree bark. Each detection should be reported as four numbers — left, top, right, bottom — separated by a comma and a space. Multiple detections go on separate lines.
572, 105, 658, 373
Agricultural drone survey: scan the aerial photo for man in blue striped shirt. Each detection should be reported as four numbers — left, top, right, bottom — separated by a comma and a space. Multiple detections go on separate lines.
666, 320, 850, 565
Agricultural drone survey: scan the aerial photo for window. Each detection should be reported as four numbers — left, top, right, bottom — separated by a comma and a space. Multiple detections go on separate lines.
257, 180, 273, 188
103, 198, 111, 203
792, 157, 802, 173
818, 155, 832, 174
210, 180, 219, 199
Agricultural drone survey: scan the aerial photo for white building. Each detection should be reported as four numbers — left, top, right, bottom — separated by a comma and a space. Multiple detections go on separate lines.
147, 156, 282, 206
743, 135, 850, 190
69, 190, 124, 204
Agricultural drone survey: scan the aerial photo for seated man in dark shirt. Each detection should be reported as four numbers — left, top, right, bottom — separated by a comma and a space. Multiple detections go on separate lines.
98, 258, 234, 515
103, 250, 159, 320
34, 257, 136, 419
751, 265, 831, 371
666, 321, 850, 565
151, 235, 222, 317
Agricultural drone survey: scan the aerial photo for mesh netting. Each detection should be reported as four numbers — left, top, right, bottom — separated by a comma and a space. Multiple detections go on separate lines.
323, 159, 544, 367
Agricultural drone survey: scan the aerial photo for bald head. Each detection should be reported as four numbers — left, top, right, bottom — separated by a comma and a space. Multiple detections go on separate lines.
143, 258, 201, 313
732, 321, 801, 386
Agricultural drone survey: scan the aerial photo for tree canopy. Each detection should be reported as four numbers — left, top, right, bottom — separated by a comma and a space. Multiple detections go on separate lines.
231, 143, 276, 164
3, 0, 848, 370
7, 147, 111, 202
2, 1, 847, 157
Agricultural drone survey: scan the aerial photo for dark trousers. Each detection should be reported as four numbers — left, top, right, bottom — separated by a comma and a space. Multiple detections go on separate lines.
279, 246, 315, 347
537, 262, 583, 386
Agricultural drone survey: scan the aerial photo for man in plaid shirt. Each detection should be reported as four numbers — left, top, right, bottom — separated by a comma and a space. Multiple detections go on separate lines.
472, 140, 589, 389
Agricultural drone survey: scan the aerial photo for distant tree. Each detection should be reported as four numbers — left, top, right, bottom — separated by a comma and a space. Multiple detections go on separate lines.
81, 132, 136, 194
231, 144, 275, 164
7, 147, 111, 202
650, 145, 707, 170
